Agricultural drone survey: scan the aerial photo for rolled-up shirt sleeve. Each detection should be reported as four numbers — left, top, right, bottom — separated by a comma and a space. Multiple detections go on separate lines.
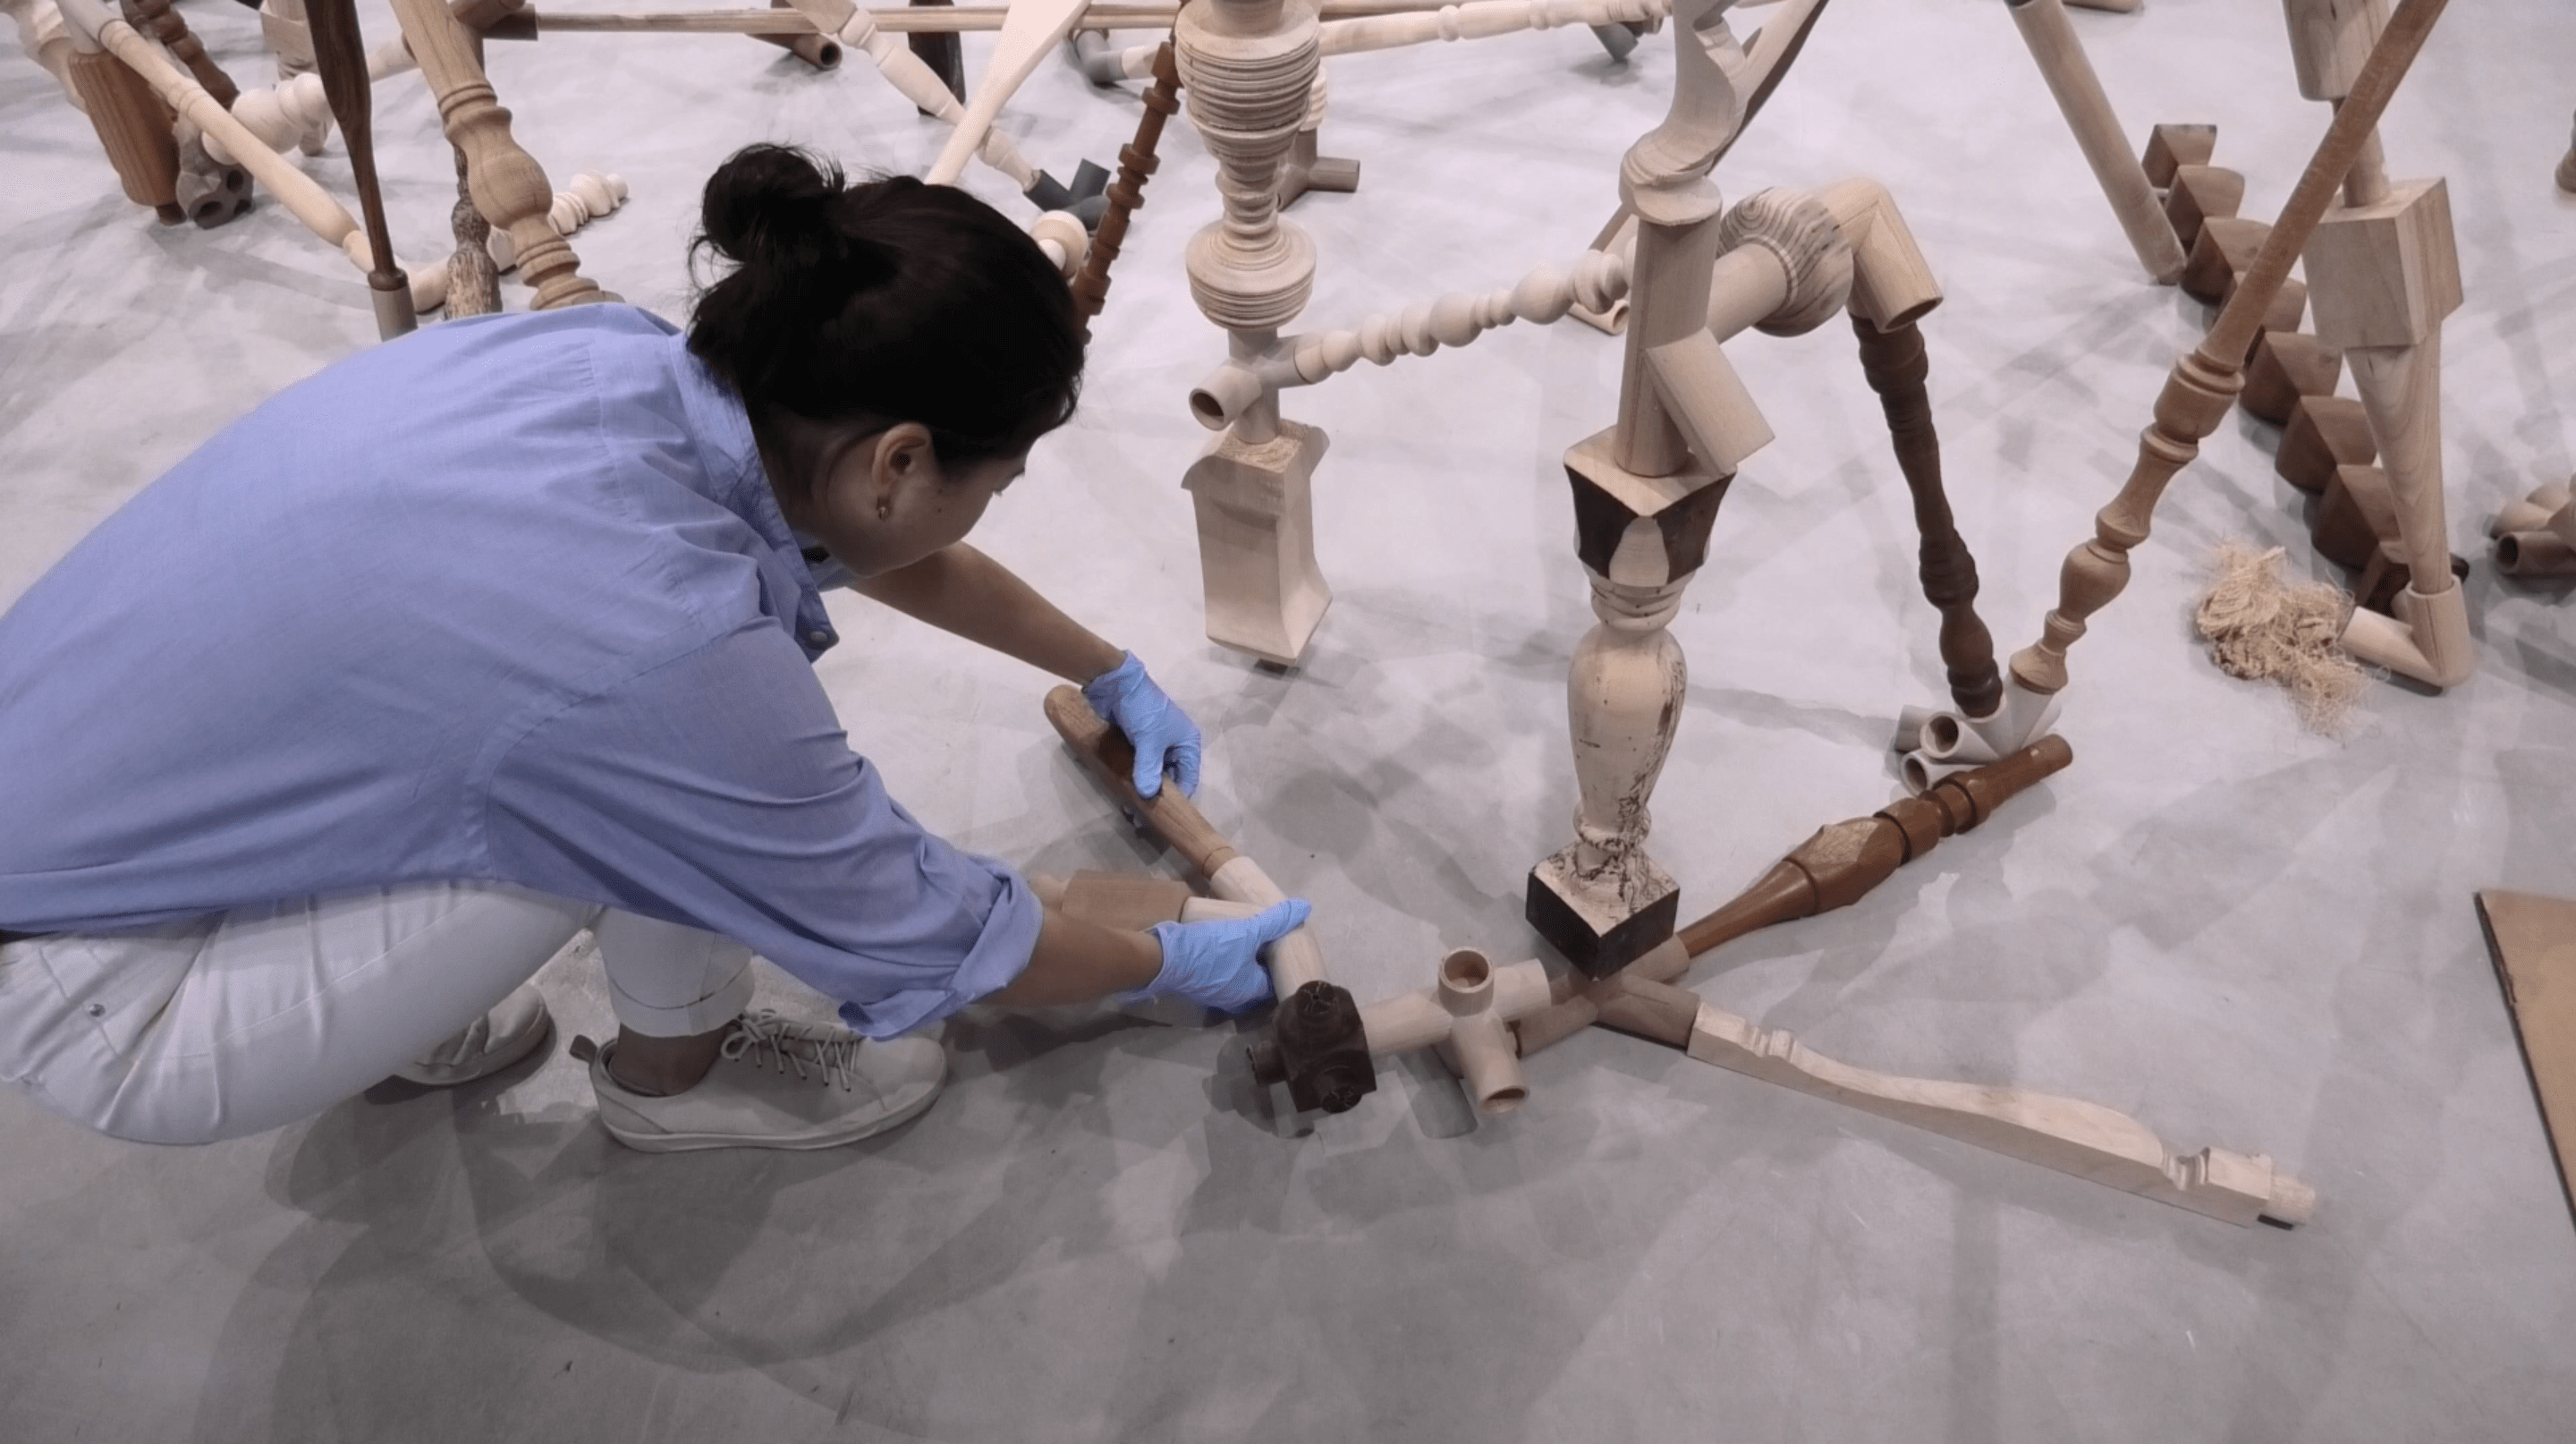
481, 620, 1039, 1038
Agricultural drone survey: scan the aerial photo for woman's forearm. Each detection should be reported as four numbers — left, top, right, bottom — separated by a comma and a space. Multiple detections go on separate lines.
983, 906, 1165, 1007
853, 544, 1123, 683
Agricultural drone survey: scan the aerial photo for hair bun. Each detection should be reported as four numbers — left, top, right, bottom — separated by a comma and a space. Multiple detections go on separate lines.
699, 144, 857, 274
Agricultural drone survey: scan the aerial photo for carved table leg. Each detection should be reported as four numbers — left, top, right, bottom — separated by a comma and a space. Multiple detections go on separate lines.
1852, 313, 2000, 720
64, 38, 182, 223
1071, 34, 1180, 329
910, 0, 964, 109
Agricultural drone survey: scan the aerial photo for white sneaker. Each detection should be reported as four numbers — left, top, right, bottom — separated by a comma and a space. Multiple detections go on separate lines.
392, 983, 553, 1085
576, 1009, 946, 1153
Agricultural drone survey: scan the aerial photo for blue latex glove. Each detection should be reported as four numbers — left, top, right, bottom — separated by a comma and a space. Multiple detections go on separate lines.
1081, 651, 1203, 799
1133, 898, 1311, 1014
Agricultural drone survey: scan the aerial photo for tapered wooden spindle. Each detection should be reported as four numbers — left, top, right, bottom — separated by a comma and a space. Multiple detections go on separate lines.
1852, 314, 1999, 719
304, 0, 415, 338
2006, 0, 2453, 698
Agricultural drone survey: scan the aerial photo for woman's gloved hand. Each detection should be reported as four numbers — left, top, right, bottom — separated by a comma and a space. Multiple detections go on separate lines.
1133, 899, 1311, 1014
1081, 651, 1202, 799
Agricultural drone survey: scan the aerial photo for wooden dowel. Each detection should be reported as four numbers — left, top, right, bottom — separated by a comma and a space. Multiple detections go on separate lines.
2006, 0, 2453, 698
2003, 0, 2186, 284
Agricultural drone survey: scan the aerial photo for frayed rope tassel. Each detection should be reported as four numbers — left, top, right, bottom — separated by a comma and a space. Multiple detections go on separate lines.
2192, 540, 2369, 735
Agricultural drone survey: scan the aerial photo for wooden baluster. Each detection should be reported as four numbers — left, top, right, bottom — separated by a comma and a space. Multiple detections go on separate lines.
909, 0, 965, 109
387, 0, 606, 310
1852, 315, 2000, 720
304, 0, 415, 338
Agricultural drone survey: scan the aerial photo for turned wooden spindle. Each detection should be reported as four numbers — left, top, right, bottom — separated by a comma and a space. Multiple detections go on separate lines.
1514, 735, 2075, 1056
1072, 34, 1182, 327
908, 0, 964, 107
304, 0, 415, 339
2004, 0, 2186, 283
1853, 315, 2000, 720
63, 24, 183, 224
388, 0, 606, 310
2006, 0, 2452, 698
120, 0, 234, 106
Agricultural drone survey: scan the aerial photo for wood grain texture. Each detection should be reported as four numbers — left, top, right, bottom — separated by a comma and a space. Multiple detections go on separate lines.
1072, 35, 1180, 325
2475, 889, 2576, 1234
65, 46, 182, 223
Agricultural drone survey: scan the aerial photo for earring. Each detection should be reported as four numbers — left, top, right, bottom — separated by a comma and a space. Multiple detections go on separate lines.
877, 497, 892, 521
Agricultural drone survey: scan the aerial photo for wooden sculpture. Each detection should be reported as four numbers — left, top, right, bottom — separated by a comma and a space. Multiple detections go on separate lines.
60, 18, 184, 225
388, 0, 609, 310
305, 0, 416, 339
1905, 0, 2452, 769
1045, 685, 1378, 1114
120, 0, 234, 104
784, 0, 1050, 195
2284, 0, 2468, 688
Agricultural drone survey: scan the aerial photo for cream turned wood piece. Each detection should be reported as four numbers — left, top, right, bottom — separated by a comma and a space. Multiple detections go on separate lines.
1176, 0, 1334, 664
784, 0, 1040, 191
922, 0, 1090, 186
2286, 0, 2470, 688
388, 0, 608, 310
1526, 0, 1779, 977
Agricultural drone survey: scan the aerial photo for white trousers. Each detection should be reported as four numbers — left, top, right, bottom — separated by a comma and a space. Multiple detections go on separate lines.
0, 881, 753, 1144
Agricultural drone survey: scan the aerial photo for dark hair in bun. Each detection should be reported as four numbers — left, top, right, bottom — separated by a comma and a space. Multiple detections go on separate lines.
687, 144, 1084, 477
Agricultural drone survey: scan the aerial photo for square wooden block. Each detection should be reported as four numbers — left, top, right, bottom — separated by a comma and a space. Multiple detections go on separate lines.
2305, 177, 2462, 350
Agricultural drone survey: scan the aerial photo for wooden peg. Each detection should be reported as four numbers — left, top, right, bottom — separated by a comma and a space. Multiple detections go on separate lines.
2004, 0, 2453, 701
907, 0, 965, 106
2275, 393, 2378, 494
389, 0, 607, 309
64, 42, 183, 224
923, 0, 1090, 186
2241, 330, 2343, 425
1852, 314, 2000, 721
305, 0, 414, 339
758, 0, 843, 67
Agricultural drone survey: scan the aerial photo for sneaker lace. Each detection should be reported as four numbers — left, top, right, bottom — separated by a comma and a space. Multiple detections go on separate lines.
719, 1009, 864, 1091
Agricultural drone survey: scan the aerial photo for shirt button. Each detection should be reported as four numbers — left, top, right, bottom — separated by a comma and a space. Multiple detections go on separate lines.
86, 1002, 106, 1018
807, 630, 833, 647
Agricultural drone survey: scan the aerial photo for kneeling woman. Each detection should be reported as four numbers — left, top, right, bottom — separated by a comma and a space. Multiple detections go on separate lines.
0, 147, 1301, 1152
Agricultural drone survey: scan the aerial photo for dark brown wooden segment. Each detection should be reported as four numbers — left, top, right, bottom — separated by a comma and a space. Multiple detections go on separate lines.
1073, 37, 1182, 326
2242, 330, 2343, 425
2142, 123, 2218, 188
2314, 463, 2400, 568
1853, 315, 2002, 719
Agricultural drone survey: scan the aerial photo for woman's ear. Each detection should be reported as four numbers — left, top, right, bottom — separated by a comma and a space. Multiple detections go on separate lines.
867, 422, 944, 509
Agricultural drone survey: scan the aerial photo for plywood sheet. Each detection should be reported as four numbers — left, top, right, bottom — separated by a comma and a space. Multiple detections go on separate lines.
2475, 889, 2576, 1233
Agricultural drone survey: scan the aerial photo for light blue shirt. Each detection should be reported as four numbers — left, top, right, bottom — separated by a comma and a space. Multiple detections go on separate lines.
0, 306, 1039, 1038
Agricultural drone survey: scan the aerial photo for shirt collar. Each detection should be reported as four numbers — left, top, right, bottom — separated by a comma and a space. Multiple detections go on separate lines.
668, 335, 841, 659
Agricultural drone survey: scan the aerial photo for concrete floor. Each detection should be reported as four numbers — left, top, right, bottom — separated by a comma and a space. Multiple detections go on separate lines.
5, 1, 2575, 1439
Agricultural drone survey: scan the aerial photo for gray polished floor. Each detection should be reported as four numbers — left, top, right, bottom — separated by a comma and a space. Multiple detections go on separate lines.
5, 1, 2575, 1440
